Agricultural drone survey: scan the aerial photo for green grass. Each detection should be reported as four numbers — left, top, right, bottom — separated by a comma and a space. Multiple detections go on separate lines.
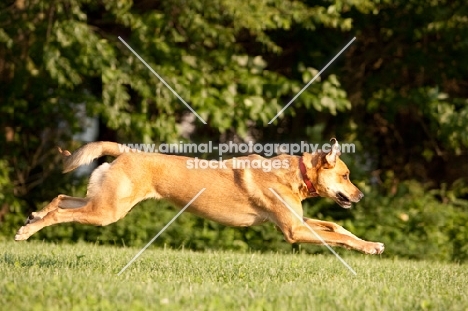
1, 241, 467, 310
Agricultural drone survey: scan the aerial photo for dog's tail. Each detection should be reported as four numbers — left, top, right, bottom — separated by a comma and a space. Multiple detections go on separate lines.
59, 141, 128, 173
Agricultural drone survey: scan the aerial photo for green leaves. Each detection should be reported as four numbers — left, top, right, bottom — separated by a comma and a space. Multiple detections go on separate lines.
433, 98, 468, 153
0, 0, 359, 232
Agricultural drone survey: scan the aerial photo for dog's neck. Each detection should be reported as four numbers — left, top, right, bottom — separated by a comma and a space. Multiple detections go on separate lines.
299, 156, 319, 197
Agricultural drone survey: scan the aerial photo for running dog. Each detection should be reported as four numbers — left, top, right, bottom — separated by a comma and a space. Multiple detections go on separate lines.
15, 139, 384, 255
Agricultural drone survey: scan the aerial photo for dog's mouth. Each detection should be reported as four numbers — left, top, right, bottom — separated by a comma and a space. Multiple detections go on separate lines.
336, 192, 352, 208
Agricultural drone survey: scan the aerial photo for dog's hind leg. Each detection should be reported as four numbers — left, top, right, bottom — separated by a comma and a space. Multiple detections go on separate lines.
15, 197, 127, 241
25, 195, 88, 225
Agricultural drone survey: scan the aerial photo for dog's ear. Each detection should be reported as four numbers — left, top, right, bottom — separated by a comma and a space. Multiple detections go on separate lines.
325, 138, 341, 168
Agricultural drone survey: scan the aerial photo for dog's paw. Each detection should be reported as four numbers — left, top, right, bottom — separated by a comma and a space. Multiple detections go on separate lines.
362, 242, 385, 255
14, 226, 31, 241
25, 212, 41, 225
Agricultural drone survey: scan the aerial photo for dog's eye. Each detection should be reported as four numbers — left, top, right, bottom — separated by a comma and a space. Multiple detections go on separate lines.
343, 175, 348, 180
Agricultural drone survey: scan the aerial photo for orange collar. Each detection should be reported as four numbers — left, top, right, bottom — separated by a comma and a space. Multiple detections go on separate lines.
299, 157, 319, 197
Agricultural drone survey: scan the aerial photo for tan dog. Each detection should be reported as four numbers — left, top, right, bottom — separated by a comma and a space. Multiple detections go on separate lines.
15, 139, 384, 255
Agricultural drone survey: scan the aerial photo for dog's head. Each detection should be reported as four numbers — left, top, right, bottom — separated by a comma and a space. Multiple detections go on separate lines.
303, 139, 363, 208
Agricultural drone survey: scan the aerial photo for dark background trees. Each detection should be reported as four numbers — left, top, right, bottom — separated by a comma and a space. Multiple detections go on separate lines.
1, 0, 467, 261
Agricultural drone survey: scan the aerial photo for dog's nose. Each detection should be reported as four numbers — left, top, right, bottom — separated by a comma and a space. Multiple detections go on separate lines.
352, 191, 364, 203
358, 191, 364, 200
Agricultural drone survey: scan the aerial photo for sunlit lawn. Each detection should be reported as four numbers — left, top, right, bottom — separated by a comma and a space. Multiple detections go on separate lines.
1, 241, 467, 310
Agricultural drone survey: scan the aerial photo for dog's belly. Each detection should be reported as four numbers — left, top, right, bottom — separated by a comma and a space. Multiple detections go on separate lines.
186, 207, 268, 227
167, 195, 268, 227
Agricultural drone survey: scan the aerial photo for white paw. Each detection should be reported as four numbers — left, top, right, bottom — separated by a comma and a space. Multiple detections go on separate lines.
363, 242, 385, 255
374, 242, 385, 254
14, 226, 30, 241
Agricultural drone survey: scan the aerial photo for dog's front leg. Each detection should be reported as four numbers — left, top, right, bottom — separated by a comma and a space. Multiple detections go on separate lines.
280, 222, 384, 255
302, 218, 384, 254
303, 218, 363, 240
